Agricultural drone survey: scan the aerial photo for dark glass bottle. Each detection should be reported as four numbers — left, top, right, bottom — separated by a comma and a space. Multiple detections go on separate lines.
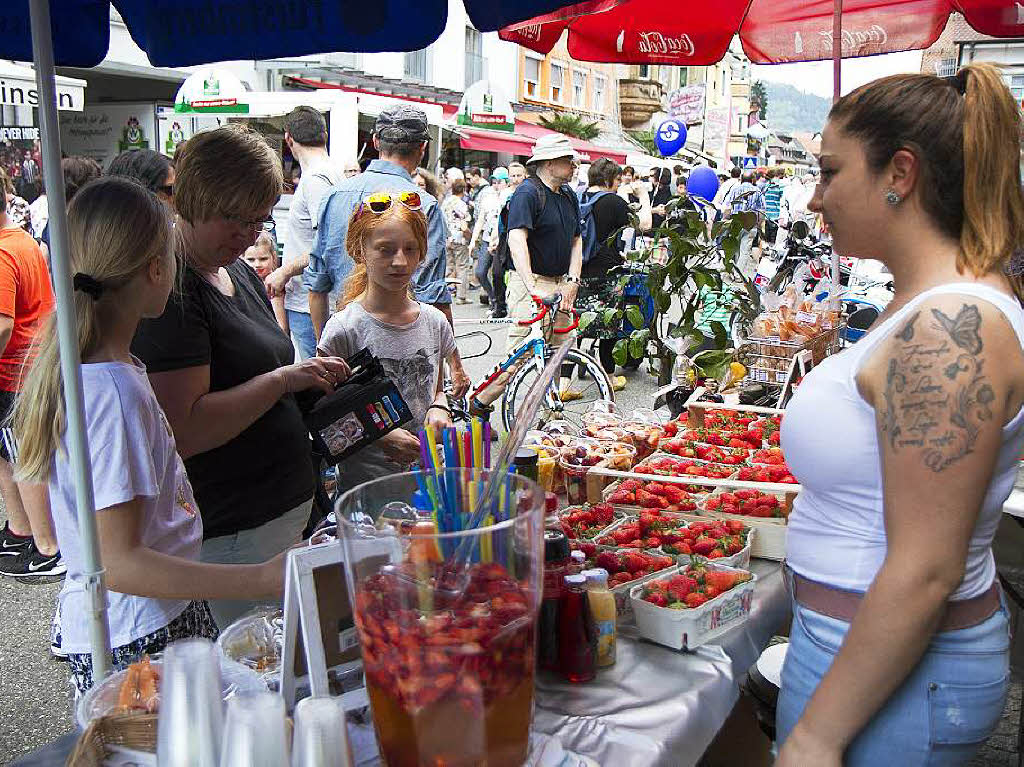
558, 573, 597, 683
537, 529, 570, 672
514, 448, 540, 483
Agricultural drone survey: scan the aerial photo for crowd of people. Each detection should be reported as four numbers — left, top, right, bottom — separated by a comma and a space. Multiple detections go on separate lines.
1, 62, 1024, 767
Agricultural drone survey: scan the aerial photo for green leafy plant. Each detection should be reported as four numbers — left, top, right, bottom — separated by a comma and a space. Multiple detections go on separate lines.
538, 113, 601, 141
751, 80, 768, 122
626, 129, 658, 156
579, 202, 759, 386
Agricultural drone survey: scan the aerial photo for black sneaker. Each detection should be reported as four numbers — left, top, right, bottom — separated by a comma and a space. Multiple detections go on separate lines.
0, 521, 32, 556
0, 542, 66, 577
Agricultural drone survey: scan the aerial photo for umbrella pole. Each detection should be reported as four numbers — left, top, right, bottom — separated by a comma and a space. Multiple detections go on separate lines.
28, 0, 112, 681
830, 0, 843, 306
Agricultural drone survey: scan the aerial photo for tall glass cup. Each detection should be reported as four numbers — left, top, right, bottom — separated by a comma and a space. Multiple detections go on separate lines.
338, 469, 545, 767
156, 638, 223, 767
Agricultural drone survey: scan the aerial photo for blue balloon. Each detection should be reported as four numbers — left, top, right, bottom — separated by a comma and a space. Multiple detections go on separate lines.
654, 119, 687, 157
686, 165, 720, 203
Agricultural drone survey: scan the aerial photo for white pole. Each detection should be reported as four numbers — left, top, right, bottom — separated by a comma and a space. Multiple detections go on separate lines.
28, 0, 112, 680
829, 0, 843, 307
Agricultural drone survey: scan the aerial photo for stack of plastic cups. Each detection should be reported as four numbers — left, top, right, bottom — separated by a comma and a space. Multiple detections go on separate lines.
292, 696, 354, 767
156, 638, 224, 767
218, 691, 289, 767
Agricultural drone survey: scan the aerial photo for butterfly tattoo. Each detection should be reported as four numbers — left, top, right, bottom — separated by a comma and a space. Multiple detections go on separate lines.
931, 305, 982, 355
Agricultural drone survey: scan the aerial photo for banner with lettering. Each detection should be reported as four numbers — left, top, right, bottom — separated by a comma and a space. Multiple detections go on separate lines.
500, 0, 1024, 65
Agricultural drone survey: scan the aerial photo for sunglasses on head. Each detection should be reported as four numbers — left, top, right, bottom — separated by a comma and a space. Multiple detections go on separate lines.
357, 191, 422, 216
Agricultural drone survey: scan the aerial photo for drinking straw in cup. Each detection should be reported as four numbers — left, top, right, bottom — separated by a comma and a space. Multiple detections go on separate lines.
292, 696, 354, 767
156, 638, 224, 767
218, 691, 289, 767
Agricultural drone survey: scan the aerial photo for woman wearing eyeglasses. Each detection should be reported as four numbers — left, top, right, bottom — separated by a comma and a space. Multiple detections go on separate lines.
318, 191, 455, 494
132, 124, 350, 629
106, 149, 175, 210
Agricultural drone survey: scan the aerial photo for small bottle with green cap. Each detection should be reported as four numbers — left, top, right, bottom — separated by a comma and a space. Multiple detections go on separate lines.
513, 447, 539, 483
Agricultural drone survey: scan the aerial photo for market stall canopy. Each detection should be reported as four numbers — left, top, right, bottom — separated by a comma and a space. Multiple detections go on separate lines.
174, 68, 248, 114
499, 0, 1024, 64
453, 118, 628, 164
0, 60, 84, 110
0, 0, 613, 67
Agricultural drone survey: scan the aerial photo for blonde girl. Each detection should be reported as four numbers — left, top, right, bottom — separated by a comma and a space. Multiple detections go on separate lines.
318, 191, 455, 491
15, 177, 287, 694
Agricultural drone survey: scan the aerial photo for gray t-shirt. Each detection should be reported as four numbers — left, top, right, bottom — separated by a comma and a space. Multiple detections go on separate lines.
318, 301, 456, 488
284, 159, 340, 313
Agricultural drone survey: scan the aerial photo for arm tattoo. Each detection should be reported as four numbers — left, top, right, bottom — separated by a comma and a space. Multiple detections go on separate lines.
879, 303, 995, 472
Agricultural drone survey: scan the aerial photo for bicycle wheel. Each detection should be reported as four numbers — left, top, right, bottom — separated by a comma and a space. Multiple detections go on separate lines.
501, 348, 614, 433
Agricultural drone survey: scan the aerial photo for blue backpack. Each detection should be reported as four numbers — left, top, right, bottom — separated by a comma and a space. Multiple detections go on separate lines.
579, 190, 611, 265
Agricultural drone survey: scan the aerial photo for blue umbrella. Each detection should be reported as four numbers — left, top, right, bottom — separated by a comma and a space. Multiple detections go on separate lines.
2, 0, 601, 681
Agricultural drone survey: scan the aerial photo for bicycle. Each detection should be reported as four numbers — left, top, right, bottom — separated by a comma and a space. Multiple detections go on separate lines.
451, 294, 614, 433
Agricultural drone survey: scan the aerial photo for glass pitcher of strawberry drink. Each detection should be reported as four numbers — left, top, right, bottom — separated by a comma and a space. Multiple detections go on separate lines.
338, 469, 545, 767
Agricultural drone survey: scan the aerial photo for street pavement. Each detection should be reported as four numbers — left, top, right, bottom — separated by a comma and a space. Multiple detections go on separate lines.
0, 294, 1020, 764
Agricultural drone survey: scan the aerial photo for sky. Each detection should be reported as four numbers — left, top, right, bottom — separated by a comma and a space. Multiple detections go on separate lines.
750, 51, 925, 98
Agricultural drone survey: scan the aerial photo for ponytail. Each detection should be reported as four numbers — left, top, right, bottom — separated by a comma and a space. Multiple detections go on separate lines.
830, 63, 1024, 289
13, 177, 171, 482
960, 63, 1024, 280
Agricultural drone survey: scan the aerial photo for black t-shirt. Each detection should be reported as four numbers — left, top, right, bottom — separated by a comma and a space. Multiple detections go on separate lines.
581, 191, 631, 278
132, 259, 314, 540
650, 184, 673, 230
506, 177, 582, 277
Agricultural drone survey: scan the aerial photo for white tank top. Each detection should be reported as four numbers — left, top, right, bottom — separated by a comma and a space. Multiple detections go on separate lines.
783, 283, 1024, 600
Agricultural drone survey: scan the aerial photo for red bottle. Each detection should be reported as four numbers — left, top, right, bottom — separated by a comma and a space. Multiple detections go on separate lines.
538, 529, 571, 671
558, 573, 597, 683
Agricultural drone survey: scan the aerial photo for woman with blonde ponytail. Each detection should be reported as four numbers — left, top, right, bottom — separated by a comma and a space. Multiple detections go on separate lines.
775, 64, 1024, 766
22, 178, 290, 695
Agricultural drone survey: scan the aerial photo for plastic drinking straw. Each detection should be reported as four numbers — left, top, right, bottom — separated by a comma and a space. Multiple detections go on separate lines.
424, 425, 445, 512
472, 419, 483, 470
442, 429, 459, 521
483, 422, 491, 468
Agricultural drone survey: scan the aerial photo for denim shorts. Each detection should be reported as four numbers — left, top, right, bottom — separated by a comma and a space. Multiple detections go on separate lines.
776, 592, 1011, 766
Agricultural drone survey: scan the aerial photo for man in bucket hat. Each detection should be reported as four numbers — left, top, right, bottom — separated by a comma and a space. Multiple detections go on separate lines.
304, 104, 468, 395
502, 134, 583, 353
466, 134, 583, 421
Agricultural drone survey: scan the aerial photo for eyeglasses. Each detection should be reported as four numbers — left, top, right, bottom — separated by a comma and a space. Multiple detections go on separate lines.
356, 191, 422, 216
223, 212, 275, 232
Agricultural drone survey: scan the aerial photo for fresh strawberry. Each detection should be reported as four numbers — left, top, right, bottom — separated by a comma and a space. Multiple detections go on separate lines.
692, 536, 717, 556
646, 592, 669, 607
684, 592, 708, 608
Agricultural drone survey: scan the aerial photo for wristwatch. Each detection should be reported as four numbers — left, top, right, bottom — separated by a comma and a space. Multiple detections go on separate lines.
565, 275, 580, 284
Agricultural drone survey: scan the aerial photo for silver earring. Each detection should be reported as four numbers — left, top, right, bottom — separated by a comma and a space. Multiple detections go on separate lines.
885, 189, 902, 206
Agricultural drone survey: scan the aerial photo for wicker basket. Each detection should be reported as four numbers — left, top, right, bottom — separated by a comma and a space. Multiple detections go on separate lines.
67, 712, 157, 766
745, 326, 843, 385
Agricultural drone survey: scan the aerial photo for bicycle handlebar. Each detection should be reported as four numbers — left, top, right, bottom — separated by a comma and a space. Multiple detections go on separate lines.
517, 294, 580, 333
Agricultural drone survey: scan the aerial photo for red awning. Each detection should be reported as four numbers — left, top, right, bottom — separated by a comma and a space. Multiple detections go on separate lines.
501, 0, 1024, 65
456, 119, 627, 164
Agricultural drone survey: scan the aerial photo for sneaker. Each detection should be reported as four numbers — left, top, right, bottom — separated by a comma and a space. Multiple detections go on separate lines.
479, 295, 490, 306
0, 542, 67, 577
0, 521, 32, 556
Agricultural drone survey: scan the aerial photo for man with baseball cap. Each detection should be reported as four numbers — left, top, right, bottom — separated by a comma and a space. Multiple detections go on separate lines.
304, 104, 468, 395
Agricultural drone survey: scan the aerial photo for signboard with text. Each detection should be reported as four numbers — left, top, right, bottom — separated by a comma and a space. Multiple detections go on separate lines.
703, 105, 731, 165
456, 80, 515, 132
667, 84, 705, 125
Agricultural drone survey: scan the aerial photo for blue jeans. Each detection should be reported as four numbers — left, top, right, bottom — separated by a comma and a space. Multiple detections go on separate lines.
777, 592, 1010, 766
474, 241, 494, 304
287, 309, 316, 360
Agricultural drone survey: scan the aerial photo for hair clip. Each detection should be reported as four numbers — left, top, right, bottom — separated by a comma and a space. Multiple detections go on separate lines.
944, 70, 968, 96
73, 272, 104, 300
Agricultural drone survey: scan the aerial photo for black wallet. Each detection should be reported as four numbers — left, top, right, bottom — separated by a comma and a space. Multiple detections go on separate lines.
303, 348, 412, 464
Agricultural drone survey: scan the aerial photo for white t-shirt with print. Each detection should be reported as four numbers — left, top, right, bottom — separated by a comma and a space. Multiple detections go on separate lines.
50, 359, 203, 654
318, 302, 456, 489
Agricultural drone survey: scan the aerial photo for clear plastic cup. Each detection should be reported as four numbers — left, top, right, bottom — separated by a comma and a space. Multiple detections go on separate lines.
337, 469, 545, 767
157, 638, 223, 767
559, 440, 637, 506
219, 691, 289, 767
292, 696, 353, 767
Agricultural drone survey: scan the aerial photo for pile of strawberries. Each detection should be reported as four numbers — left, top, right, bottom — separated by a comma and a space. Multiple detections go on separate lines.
605, 478, 700, 511
680, 428, 762, 450
751, 447, 786, 466
661, 440, 750, 465
736, 464, 797, 484
557, 503, 617, 540
595, 509, 687, 548
657, 518, 749, 558
701, 410, 760, 429
639, 455, 734, 481
641, 563, 753, 609
705, 489, 787, 518
591, 549, 675, 588
762, 415, 782, 446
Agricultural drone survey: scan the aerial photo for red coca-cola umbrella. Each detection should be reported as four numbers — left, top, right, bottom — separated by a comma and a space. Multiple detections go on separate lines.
501, 0, 1024, 100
